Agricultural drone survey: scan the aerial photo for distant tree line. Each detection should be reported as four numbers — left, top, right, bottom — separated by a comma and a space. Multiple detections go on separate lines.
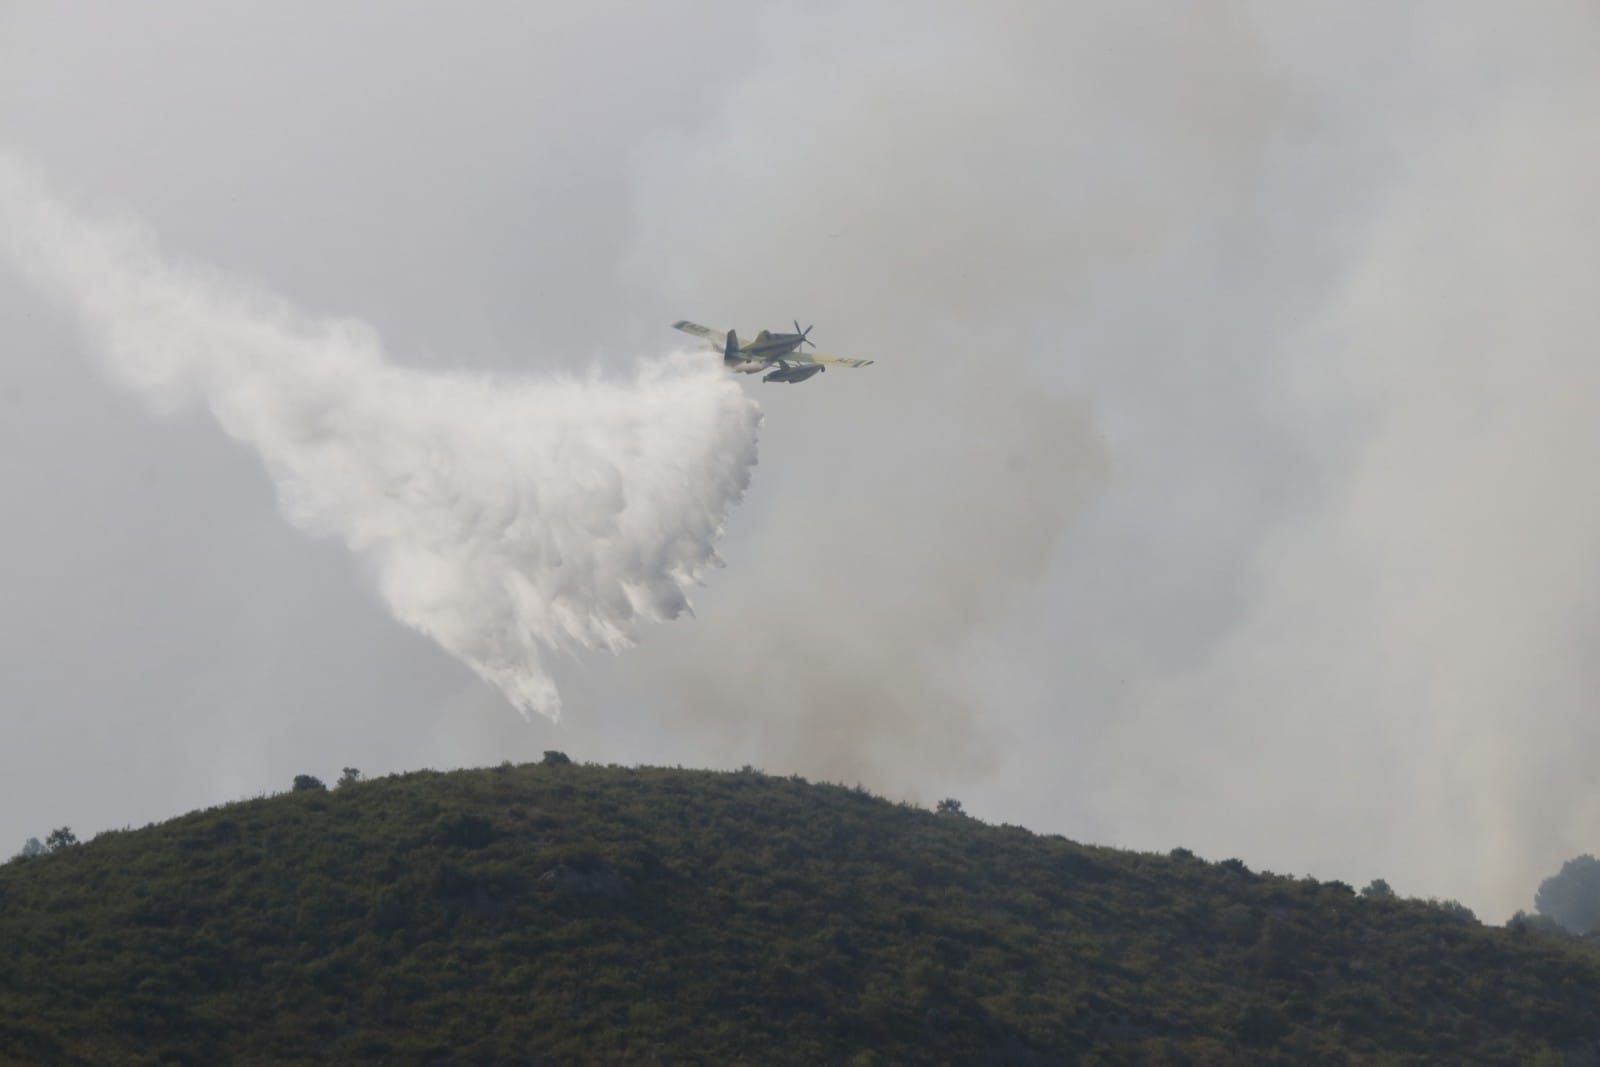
1533, 854, 1600, 934
10, 827, 77, 861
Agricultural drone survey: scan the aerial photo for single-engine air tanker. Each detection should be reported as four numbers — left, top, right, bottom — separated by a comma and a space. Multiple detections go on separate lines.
672, 320, 875, 384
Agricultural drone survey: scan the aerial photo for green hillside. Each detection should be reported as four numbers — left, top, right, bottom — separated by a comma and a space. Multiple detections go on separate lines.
2, 761, 1597, 1065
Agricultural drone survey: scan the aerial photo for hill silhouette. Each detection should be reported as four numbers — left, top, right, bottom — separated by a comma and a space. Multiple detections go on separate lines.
2, 761, 1598, 1064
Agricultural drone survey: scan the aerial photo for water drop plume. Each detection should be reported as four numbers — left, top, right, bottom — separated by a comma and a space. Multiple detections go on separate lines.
0, 155, 762, 719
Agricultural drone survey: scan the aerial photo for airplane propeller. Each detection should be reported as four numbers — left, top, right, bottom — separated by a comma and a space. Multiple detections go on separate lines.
793, 320, 816, 348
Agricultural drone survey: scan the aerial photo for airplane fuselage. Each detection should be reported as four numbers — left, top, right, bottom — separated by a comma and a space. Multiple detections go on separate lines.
723, 328, 810, 374
737, 329, 807, 361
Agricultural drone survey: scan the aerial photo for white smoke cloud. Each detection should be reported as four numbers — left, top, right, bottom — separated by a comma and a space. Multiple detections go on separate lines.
1089, 10, 1600, 917
0, 154, 761, 719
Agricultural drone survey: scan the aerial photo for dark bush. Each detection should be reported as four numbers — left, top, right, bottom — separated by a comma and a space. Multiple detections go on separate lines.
434, 813, 496, 850
1429, 898, 1478, 924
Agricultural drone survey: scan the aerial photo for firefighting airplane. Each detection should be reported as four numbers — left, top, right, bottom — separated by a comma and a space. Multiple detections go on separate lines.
671, 320, 875, 384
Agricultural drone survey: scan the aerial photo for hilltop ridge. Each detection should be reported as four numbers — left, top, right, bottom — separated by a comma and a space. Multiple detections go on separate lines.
2, 761, 1597, 1064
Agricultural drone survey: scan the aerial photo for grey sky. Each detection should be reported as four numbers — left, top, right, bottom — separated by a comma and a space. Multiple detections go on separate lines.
3, 2, 1598, 921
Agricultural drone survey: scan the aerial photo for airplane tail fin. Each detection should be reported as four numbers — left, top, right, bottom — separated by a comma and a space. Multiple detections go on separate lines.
724, 330, 740, 363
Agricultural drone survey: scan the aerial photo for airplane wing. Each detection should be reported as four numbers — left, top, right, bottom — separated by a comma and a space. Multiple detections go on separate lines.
671, 320, 728, 349
803, 353, 875, 368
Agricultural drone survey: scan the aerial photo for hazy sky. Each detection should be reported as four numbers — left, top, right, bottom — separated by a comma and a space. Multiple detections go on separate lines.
4, 2, 1599, 921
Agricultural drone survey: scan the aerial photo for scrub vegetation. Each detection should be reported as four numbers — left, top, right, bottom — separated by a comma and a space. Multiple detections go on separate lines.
3, 762, 1599, 1064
